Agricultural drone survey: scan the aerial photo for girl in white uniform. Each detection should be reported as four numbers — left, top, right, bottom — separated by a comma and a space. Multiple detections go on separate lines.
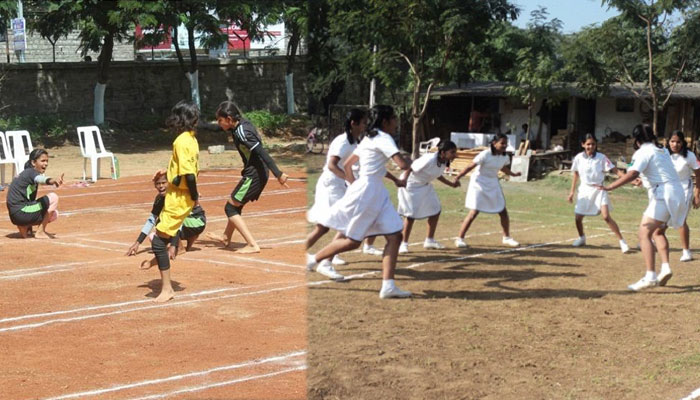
567, 134, 630, 253
306, 109, 367, 279
454, 133, 522, 248
666, 130, 700, 261
602, 124, 687, 291
397, 140, 460, 254
307, 105, 412, 298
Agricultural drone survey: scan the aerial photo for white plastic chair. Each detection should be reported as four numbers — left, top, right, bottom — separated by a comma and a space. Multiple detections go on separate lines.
5, 130, 33, 174
418, 137, 441, 155
0, 131, 17, 185
77, 125, 116, 182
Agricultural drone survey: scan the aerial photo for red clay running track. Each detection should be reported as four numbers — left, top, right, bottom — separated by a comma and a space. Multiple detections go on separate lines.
0, 169, 307, 400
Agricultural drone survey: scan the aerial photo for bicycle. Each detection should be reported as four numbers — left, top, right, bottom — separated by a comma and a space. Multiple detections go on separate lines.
306, 126, 327, 154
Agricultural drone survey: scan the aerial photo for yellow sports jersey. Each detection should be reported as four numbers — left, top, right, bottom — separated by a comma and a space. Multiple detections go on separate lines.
157, 131, 199, 237
167, 131, 199, 189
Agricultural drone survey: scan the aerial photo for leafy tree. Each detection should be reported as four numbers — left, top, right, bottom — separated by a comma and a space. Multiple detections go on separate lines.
324, 0, 519, 157
33, 0, 147, 125
504, 7, 565, 148
563, 0, 700, 135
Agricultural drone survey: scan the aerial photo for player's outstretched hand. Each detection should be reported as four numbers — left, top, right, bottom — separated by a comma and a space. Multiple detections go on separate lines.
53, 173, 64, 187
126, 242, 139, 256
168, 245, 177, 260
452, 180, 461, 188
278, 173, 289, 188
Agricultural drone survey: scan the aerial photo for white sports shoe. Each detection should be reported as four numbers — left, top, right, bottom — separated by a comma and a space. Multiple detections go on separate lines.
455, 238, 467, 248
379, 285, 412, 299
657, 269, 673, 286
331, 255, 347, 265
502, 236, 520, 247
572, 237, 586, 247
680, 251, 693, 262
316, 261, 345, 281
398, 242, 409, 254
423, 239, 445, 249
620, 241, 630, 254
363, 245, 383, 256
306, 253, 317, 272
628, 277, 658, 291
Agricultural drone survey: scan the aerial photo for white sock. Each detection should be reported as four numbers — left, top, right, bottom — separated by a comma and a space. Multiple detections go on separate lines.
401, 241, 409, 246
381, 279, 396, 290
581, 235, 587, 240
683, 249, 692, 256
660, 262, 671, 274
645, 270, 657, 281
619, 239, 627, 246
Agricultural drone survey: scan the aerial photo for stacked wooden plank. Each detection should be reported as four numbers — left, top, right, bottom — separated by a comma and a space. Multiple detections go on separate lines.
449, 147, 487, 175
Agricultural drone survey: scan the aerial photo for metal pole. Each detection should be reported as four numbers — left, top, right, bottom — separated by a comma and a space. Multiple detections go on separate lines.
369, 45, 377, 107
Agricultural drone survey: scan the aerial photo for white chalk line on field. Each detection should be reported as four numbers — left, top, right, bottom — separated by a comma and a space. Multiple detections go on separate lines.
0, 281, 306, 333
126, 366, 306, 400
40, 350, 306, 400
0, 259, 126, 281
681, 386, 700, 400
180, 256, 305, 276
0, 281, 291, 325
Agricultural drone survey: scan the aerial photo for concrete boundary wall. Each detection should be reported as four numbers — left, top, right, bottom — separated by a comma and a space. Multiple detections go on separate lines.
0, 56, 307, 124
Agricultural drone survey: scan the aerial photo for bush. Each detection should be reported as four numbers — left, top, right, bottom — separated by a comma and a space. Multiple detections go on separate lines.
245, 110, 290, 135
0, 115, 70, 147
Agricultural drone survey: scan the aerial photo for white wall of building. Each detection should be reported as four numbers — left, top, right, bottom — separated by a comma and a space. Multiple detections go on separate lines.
594, 97, 644, 140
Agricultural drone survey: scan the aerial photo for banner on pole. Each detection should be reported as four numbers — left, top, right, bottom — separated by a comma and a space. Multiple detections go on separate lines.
12, 17, 26, 51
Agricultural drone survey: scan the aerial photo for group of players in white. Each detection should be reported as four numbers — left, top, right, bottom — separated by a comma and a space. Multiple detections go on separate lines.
306, 106, 697, 298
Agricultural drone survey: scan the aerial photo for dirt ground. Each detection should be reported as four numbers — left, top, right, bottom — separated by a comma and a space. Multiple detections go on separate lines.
305, 153, 700, 400
0, 146, 307, 399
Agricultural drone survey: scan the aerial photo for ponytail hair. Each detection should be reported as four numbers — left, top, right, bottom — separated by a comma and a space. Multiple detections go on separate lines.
166, 100, 199, 134
666, 129, 689, 158
580, 133, 598, 157
24, 148, 48, 170
367, 105, 395, 138
437, 140, 457, 167
344, 108, 367, 145
216, 100, 243, 121
631, 124, 661, 150
489, 133, 509, 155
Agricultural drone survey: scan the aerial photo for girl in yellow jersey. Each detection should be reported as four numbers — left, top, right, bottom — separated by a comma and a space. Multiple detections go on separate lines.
150, 101, 200, 302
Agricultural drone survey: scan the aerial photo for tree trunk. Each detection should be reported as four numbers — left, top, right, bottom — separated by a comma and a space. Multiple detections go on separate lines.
411, 81, 422, 159
285, 18, 300, 115
186, 25, 200, 108
94, 33, 114, 125
172, 26, 187, 75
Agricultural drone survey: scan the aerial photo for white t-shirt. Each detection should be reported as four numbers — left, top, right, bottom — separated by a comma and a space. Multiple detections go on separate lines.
354, 130, 400, 178
472, 148, 510, 180
629, 143, 680, 185
669, 150, 700, 182
408, 152, 444, 185
571, 152, 615, 186
323, 133, 357, 183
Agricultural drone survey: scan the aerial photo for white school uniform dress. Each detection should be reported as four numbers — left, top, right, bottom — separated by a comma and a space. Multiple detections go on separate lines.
320, 130, 404, 241
465, 149, 510, 213
397, 152, 444, 219
571, 151, 615, 216
307, 134, 357, 224
669, 149, 700, 221
629, 143, 686, 228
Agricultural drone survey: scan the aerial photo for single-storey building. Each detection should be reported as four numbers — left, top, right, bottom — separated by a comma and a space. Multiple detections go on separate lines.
423, 81, 700, 154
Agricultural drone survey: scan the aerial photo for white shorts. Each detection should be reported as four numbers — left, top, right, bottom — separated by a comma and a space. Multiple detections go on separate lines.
644, 197, 671, 225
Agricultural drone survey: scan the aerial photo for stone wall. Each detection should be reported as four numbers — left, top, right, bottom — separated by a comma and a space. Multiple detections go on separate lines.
0, 56, 307, 124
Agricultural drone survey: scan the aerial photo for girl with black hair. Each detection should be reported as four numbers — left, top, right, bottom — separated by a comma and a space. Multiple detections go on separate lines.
306, 108, 367, 279
6, 148, 63, 239
397, 139, 460, 254
567, 133, 630, 252
665, 130, 700, 261
149, 100, 201, 302
454, 133, 521, 248
209, 100, 289, 254
307, 105, 412, 298
602, 124, 686, 291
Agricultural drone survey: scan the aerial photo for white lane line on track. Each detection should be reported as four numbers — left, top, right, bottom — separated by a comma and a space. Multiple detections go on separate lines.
0, 281, 291, 324
40, 350, 306, 400
0, 260, 125, 281
127, 366, 306, 400
179, 256, 305, 276
0, 282, 305, 333
681, 387, 700, 400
